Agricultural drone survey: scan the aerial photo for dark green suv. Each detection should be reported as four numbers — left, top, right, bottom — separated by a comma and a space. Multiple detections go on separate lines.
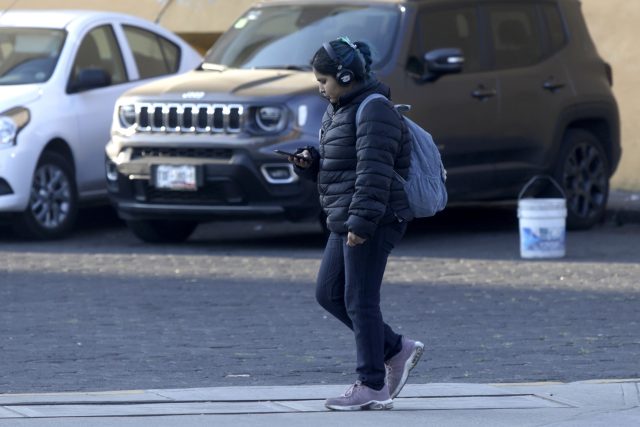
106, 0, 619, 242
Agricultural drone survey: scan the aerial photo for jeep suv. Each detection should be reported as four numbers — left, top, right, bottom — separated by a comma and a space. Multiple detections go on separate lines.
106, 0, 620, 243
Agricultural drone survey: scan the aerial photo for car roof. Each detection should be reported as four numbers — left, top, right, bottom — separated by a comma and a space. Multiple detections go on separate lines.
0, 9, 139, 29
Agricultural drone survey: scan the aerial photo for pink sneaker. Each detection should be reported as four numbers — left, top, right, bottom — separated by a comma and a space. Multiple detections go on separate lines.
325, 381, 393, 411
385, 337, 425, 398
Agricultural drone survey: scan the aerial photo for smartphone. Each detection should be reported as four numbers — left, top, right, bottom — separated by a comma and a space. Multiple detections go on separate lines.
273, 149, 307, 160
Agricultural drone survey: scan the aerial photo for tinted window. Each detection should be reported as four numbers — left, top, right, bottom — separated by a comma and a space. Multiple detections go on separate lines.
487, 4, 544, 69
72, 25, 127, 85
416, 8, 482, 73
123, 26, 180, 79
204, 5, 400, 70
542, 4, 567, 53
160, 37, 180, 71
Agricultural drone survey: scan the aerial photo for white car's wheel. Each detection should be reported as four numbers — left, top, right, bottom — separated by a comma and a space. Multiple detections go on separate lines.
13, 152, 78, 239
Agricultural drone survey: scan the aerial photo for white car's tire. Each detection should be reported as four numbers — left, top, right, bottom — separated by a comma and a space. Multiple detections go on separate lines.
13, 152, 78, 239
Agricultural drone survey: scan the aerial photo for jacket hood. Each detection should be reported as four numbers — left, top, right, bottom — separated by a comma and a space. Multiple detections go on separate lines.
0, 84, 43, 111
122, 68, 318, 100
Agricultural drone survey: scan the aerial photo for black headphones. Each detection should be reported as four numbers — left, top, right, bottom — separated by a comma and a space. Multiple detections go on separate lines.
323, 39, 357, 86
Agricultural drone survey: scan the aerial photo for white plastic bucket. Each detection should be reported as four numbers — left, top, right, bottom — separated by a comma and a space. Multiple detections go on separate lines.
517, 176, 567, 259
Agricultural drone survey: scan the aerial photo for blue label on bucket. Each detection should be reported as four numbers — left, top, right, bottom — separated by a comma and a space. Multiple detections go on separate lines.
522, 227, 565, 251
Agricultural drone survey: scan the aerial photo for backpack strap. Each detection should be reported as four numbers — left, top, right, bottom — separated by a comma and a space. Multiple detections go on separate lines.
355, 93, 388, 124
355, 93, 409, 184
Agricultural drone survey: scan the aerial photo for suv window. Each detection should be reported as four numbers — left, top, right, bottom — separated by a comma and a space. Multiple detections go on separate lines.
123, 25, 180, 79
542, 4, 567, 53
415, 7, 482, 73
204, 5, 400, 70
72, 25, 127, 85
487, 3, 544, 69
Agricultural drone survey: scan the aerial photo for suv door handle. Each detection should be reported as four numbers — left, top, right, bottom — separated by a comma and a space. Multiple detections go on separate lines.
543, 80, 566, 92
471, 87, 497, 100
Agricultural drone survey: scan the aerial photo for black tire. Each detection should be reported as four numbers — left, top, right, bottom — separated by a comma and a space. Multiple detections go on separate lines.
126, 219, 198, 243
13, 151, 78, 239
554, 129, 610, 230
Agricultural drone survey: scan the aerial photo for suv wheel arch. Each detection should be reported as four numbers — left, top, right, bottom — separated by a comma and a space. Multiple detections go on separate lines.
552, 103, 620, 175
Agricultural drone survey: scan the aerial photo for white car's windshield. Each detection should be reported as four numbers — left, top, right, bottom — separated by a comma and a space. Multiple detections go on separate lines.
0, 28, 66, 85
203, 5, 400, 70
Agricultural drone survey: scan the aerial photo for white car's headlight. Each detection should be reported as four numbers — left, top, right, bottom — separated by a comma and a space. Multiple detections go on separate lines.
255, 106, 287, 133
0, 107, 30, 146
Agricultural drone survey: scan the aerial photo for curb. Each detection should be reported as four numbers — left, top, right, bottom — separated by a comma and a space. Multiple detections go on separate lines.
606, 190, 640, 225
1, 380, 638, 421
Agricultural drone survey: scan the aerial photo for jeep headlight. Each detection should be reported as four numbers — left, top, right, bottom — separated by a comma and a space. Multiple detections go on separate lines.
0, 107, 30, 147
118, 104, 136, 129
255, 106, 287, 133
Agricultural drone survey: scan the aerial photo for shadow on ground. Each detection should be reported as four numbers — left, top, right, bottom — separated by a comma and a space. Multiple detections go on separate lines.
2, 203, 638, 264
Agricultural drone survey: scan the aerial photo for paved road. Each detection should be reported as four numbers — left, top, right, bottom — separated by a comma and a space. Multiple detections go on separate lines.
1, 206, 639, 394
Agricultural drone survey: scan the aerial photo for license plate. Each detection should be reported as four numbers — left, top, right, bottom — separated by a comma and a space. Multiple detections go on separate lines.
155, 165, 197, 191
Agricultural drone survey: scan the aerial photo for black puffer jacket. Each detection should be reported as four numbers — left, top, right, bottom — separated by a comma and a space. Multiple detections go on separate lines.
296, 79, 412, 239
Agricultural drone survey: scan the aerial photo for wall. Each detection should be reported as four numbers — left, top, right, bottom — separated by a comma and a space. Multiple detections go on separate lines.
581, 0, 639, 190
0, 0, 255, 52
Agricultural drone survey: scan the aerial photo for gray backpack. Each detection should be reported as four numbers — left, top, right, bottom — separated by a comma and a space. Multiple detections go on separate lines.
356, 93, 448, 218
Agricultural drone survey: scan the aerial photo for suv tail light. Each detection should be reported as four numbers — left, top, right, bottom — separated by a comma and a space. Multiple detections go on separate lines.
605, 62, 613, 87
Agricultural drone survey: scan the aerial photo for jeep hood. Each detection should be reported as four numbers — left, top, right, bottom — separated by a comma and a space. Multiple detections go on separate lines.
0, 84, 43, 111
122, 69, 317, 99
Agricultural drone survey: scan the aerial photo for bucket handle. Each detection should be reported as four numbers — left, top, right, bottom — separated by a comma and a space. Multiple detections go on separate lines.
518, 175, 566, 200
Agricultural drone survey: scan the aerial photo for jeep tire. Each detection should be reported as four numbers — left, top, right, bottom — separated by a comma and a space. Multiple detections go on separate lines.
555, 129, 610, 230
126, 219, 198, 243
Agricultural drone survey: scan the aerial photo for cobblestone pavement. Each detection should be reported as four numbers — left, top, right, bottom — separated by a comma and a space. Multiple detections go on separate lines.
0, 206, 639, 393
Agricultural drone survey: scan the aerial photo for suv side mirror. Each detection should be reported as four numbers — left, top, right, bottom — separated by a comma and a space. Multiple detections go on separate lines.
425, 48, 464, 73
412, 48, 465, 83
68, 68, 111, 93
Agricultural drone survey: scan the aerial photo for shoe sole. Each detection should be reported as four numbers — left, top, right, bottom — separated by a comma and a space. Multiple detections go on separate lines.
325, 399, 394, 411
390, 341, 425, 399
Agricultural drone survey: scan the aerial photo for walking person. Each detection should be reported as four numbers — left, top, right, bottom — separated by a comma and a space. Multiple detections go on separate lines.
288, 37, 425, 411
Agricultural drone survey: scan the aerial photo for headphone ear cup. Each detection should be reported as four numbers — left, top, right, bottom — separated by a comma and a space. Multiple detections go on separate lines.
336, 69, 354, 86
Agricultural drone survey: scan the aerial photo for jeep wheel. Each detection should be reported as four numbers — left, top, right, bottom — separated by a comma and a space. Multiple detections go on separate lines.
126, 219, 198, 243
13, 152, 78, 239
555, 129, 610, 230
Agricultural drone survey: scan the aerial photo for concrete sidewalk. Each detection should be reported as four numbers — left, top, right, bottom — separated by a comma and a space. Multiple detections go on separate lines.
0, 380, 638, 426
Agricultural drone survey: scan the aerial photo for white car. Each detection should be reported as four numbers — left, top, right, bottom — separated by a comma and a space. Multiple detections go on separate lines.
0, 10, 202, 238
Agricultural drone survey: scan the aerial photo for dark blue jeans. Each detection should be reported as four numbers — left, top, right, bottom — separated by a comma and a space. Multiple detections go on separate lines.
315, 221, 407, 390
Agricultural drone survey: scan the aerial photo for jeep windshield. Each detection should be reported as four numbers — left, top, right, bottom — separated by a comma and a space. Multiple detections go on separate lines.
0, 28, 65, 85
203, 4, 400, 70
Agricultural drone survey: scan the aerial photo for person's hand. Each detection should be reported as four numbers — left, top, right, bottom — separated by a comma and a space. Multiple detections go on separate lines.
347, 231, 366, 247
290, 150, 312, 169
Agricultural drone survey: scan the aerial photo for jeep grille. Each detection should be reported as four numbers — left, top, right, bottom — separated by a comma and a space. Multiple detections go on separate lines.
134, 103, 243, 133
